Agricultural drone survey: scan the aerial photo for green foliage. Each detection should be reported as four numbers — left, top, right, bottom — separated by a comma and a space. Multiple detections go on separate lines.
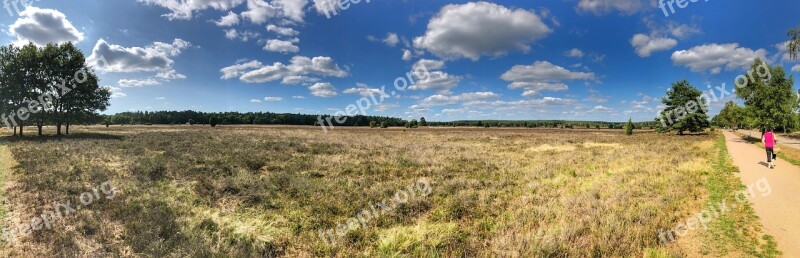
788, 25, 800, 60
419, 117, 427, 126
656, 80, 710, 134
369, 121, 377, 128
715, 101, 745, 129
209, 116, 219, 127
625, 118, 634, 136
410, 119, 418, 128
734, 59, 797, 132
380, 121, 388, 128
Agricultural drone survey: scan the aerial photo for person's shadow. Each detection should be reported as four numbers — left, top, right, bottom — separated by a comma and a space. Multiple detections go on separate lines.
758, 161, 770, 168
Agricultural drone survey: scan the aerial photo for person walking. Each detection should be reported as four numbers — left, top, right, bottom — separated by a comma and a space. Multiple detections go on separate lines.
762, 127, 777, 169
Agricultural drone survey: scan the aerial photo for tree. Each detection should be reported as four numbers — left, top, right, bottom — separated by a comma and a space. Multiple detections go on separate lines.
788, 25, 800, 60
369, 121, 377, 128
625, 118, 634, 136
656, 80, 710, 135
210, 116, 219, 127
380, 121, 388, 128
419, 117, 427, 126
734, 59, 797, 132
717, 101, 745, 129
410, 119, 418, 128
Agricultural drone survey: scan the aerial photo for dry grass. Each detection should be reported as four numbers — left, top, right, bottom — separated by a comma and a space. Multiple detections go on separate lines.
0, 125, 771, 256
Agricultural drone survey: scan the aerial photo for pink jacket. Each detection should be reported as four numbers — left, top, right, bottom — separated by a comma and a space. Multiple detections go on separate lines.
764, 132, 776, 148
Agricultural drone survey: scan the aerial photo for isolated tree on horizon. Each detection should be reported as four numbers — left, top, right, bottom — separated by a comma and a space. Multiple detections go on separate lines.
625, 118, 634, 136
656, 80, 710, 135
419, 117, 427, 126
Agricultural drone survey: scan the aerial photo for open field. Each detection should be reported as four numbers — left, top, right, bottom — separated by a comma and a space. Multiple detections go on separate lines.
0, 126, 778, 257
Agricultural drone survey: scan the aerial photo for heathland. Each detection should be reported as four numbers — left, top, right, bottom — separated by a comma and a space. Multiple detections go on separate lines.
0, 125, 778, 257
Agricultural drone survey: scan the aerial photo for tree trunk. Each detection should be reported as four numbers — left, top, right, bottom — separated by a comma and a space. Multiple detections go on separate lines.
19, 122, 23, 137
37, 122, 42, 136
12, 127, 16, 136
66, 124, 70, 135
56, 122, 62, 136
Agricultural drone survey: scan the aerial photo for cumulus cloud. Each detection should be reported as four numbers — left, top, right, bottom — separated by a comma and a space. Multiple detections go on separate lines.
8, 7, 85, 46
343, 83, 385, 97
222, 56, 348, 84
138, 0, 245, 20
308, 82, 337, 97
383, 33, 399, 47
417, 92, 500, 107
215, 11, 240, 26
118, 78, 161, 88
630, 34, 677, 57
402, 49, 413, 61
87, 39, 191, 75
156, 69, 187, 80
267, 24, 299, 36
565, 48, 584, 58
590, 105, 612, 112
264, 38, 300, 53
251, 99, 262, 103
501, 61, 594, 97
413, 2, 552, 61
408, 71, 462, 93
576, 0, 644, 15
412, 59, 444, 71
793, 64, 800, 72
264, 96, 283, 101
107, 86, 126, 98
220, 60, 264, 79
671, 43, 768, 74
224, 29, 260, 41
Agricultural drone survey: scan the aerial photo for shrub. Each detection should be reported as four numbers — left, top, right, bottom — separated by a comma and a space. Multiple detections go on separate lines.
210, 116, 219, 127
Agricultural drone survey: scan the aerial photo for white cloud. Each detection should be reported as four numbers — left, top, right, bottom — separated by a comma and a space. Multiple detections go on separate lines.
383, 33, 399, 47
155, 97, 166, 100
501, 61, 595, 82
590, 105, 612, 112
107, 86, 126, 98
343, 83, 385, 97
9, 7, 85, 46
630, 33, 677, 57
417, 92, 500, 107
412, 59, 444, 71
241, 0, 279, 24
267, 24, 299, 36
565, 48, 584, 58
220, 60, 264, 79
264, 96, 283, 101
413, 2, 552, 61
87, 39, 191, 74
156, 69, 187, 80
264, 38, 300, 53
667, 23, 701, 39
292, 95, 306, 99
793, 64, 800, 72
215, 11, 240, 26
223, 29, 260, 41
312, 0, 338, 16
138, 0, 245, 20
577, 0, 644, 15
671, 43, 768, 74
402, 49, 413, 61
225, 56, 347, 83
407, 71, 462, 93
118, 78, 161, 88
463, 97, 576, 112
501, 61, 594, 97
251, 99, 262, 103
308, 82, 337, 97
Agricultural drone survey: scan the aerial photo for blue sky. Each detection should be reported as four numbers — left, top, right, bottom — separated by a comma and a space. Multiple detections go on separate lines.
0, 0, 798, 122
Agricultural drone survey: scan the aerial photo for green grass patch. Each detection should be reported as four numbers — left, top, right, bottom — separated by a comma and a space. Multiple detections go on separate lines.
698, 134, 780, 257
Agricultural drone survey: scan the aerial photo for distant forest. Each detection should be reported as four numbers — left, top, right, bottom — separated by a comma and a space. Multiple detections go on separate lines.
103, 110, 659, 129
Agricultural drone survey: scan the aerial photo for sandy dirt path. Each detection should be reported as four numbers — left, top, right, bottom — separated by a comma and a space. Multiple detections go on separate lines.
723, 131, 800, 256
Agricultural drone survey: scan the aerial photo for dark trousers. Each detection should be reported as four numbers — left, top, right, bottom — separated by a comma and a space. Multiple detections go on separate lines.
766, 147, 774, 162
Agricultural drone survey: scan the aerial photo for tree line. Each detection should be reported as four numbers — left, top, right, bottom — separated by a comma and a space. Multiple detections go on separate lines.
0, 43, 111, 137
106, 111, 409, 127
